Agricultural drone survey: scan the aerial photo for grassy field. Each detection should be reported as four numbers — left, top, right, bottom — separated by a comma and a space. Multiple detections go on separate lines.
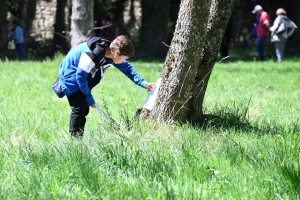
0, 55, 299, 199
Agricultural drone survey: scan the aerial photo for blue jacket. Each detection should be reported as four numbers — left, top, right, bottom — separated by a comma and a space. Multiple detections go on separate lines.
59, 36, 148, 106
10, 26, 24, 44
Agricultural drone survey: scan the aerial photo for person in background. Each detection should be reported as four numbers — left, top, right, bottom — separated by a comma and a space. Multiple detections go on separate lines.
220, 17, 233, 58
58, 35, 155, 137
252, 5, 271, 61
10, 19, 25, 56
252, 15, 260, 39
97, 16, 116, 42
94, 17, 103, 37
270, 8, 298, 62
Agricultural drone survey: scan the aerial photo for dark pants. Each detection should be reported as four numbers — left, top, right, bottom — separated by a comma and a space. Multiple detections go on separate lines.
15, 43, 25, 55
256, 36, 268, 60
220, 35, 230, 57
67, 90, 90, 137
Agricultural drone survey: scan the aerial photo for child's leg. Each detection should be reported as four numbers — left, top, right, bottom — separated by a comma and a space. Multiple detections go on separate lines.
67, 90, 90, 137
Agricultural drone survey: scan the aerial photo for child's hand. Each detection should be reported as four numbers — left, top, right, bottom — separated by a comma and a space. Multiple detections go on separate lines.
90, 103, 96, 108
146, 83, 155, 92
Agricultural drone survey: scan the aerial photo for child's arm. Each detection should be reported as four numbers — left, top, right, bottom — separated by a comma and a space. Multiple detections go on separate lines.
145, 83, 155, 92
76, 52, 97, 106
113, 61, 149, 88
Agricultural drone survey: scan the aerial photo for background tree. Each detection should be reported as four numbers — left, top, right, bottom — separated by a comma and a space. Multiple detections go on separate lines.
1, 0, 300, 59
119, 0, 140, 40
138, 0, 171, 58
0, 0, 8, 51
70, 0, 94, 47
53, 0, 69, 54
94, 0, 128, 35
151, 0, 234, 123
168, 0, 181, 43
110, 0, 128, 35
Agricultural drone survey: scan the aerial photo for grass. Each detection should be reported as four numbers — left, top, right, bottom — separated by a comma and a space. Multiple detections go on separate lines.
0, 55, 300, 199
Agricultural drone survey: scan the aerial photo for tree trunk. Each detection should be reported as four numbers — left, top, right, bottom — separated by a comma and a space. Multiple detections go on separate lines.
111, 0, 128, 35
139, 0, 171, 58
123, 0, 140, 43
0, 0, 8, 50
70, 0, 94, 47
151, 0, 233, 124
21, 0, 28, 31
53, 0, 69, 54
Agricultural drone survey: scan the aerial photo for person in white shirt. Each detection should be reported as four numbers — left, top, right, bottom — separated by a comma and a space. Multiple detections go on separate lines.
270, 8, 297, 62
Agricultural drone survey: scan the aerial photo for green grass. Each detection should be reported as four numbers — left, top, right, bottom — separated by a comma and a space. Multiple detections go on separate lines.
0, 55, 300, 199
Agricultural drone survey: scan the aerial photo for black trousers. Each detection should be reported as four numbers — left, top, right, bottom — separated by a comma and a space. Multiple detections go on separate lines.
67, 90, 90, 137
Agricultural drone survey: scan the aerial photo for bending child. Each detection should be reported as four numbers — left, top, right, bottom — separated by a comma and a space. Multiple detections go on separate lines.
58, 35, 155, 137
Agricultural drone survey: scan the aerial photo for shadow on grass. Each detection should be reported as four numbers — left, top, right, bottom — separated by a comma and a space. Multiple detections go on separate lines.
201, 113, 288, 135
280, 164, 300, 196
200, 101, 299, 136
199, 103, 300, 197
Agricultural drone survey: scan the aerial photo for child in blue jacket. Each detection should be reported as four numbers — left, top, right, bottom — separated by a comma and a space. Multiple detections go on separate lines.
58, 35, 155, 137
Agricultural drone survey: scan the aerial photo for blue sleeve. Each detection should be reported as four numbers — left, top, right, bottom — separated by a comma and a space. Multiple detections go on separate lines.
113, 61, 148, 88
13, 27, 24, 43
77, 52, 97, 106
76, 68, 95, 106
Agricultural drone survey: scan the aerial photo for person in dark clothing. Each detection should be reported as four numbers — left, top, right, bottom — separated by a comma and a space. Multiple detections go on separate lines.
57, 35, 155, 137
97, 16, 116, 42
220, 17, 233, 57
9, 19, 25, 55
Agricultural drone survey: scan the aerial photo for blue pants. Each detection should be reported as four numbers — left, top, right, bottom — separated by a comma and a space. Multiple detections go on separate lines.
256, 36, 268, 60
15, 43, 25, 55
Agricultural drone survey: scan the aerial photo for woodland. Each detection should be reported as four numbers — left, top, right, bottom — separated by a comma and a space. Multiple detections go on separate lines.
0, 0, 300, 59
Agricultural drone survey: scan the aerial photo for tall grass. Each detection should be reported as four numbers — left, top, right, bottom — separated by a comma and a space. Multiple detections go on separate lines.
0, 55, 299, 199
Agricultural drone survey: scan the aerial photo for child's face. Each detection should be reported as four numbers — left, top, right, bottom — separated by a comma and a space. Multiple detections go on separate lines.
111, 50, 129, 64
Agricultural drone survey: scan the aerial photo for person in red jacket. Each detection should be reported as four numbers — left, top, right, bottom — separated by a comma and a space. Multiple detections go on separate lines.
252, 5, 271, 60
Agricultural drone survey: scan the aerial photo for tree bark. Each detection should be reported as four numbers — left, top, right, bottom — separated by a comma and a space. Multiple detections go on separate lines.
151, 0, 233, 124
187, 0, 234, 123
70, 0, 94, 47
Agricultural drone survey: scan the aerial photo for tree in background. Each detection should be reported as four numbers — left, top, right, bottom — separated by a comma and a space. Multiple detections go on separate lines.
70, 0, 94, 47
93, 0, 128, 35
0, 0, 8, 51
1, 0, 300, 59
53, 0, 69, 54
138, 0, 171, 58
109, 0, 128, 35
151, 0, 234, 123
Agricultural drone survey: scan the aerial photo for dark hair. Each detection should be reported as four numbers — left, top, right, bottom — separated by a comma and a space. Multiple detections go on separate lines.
110, 35, 134, 57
